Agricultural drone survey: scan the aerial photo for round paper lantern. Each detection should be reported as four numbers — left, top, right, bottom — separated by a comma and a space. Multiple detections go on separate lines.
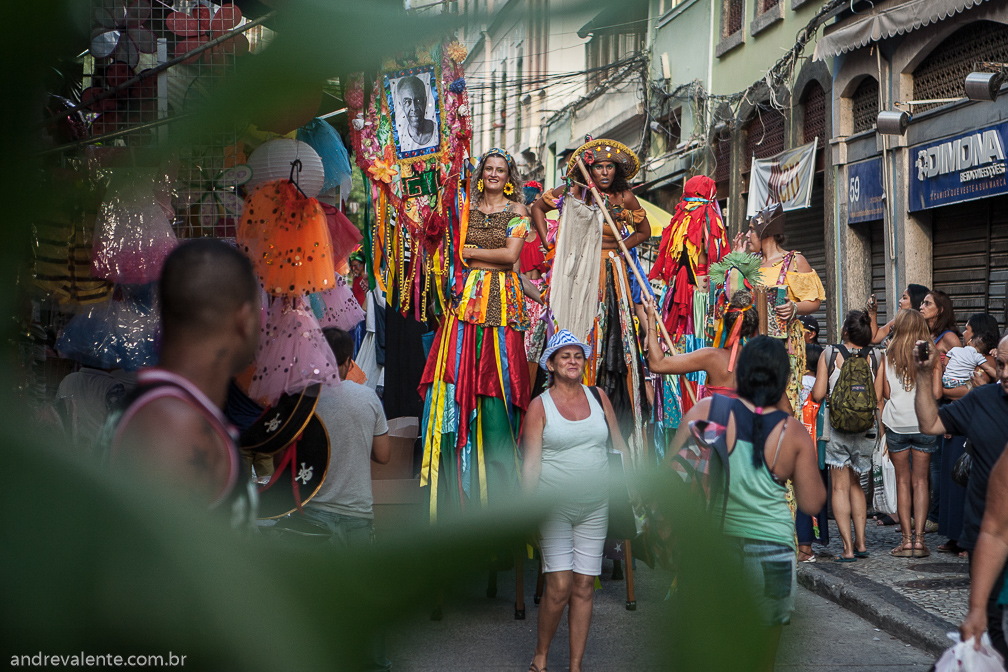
246, 139, 326, 198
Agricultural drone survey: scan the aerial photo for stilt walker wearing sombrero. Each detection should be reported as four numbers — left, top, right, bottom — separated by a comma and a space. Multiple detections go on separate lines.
419, 149, 531, 521
530, 138, 652, 462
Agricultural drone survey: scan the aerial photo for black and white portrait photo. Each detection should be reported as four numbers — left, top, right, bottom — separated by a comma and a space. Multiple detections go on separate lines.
385, 66, 441, 158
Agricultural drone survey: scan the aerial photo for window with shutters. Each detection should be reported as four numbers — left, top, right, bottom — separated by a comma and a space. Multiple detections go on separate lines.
913, 21, 1008, 113
850, 77, 878, 135
802, 81, 826, 147
585, 5, 646, 89
744, 106, 786, 173
723, 0, 743, 39
714, 137, 731, 185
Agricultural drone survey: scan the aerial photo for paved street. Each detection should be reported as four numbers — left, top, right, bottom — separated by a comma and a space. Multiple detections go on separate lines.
810, 517, 970, 624
388, 558, 937, 671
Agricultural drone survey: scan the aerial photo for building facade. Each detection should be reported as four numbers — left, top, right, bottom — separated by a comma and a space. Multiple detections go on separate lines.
822, 0, 1008, 333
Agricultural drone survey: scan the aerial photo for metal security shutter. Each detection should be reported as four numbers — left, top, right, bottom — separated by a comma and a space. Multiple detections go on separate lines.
932, 196, 1008, 333
870, 220, 888, 324
783, 178, 828, 336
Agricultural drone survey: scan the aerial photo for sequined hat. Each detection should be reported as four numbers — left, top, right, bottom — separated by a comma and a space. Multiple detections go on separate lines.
567, 137, 640, 181
749, 202, 785, 240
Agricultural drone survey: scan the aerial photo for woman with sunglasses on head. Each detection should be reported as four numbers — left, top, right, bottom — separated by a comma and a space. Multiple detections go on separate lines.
733, 203, 826, 414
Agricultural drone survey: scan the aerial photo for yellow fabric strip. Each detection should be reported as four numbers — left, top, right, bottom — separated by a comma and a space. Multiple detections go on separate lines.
497, 272, 507, 327
421, 315, 456, 523
476, 401, 488, 507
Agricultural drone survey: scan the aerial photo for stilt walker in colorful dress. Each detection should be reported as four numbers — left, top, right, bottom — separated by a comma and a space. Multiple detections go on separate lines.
734, 203, 826, 414
530, 138, 651, 459
419, 149, 531, 520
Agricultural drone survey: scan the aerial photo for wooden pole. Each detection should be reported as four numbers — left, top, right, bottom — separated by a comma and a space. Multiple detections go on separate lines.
573, 157, 697, 404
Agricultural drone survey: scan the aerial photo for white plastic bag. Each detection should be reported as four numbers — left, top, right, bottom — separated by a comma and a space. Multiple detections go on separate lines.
934, 632, 1005, 671
872, 435, 897, 516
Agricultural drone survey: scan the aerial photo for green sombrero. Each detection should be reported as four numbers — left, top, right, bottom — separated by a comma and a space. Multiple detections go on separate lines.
567, 138, 640, 181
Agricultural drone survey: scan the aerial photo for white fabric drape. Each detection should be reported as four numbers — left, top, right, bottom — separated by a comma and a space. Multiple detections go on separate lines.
549, 195, 604, 344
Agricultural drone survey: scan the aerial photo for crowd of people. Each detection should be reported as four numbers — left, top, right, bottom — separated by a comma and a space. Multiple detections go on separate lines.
64, 137, 1008, 671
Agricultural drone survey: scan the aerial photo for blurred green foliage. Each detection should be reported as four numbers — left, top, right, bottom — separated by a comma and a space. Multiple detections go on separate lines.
2, 2, 775, 669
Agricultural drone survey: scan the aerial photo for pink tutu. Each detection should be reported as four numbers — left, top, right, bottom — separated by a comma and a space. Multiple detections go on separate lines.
312, 275, 364, 330
249, 295, 340, 406
92, 169, 178, 284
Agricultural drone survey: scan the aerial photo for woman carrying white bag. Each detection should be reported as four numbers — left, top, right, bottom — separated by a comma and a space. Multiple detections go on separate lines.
879, 310, 941, 558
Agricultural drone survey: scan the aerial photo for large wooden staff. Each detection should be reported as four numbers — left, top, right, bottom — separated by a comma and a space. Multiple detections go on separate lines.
574, 157, 697, 404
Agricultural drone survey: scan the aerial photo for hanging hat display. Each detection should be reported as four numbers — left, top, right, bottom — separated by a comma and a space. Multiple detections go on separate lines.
297, 118, 353, 197
256, 414, 330, 519
567, 137, 640, 180
245, 139, 326, 198
248, 295, 340, 407
237, 179, 336, 296
750, 202, 785, 240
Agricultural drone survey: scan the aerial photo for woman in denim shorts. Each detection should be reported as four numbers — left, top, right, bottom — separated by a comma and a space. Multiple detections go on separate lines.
881, 310, 938, 557
671, 337, 827, 668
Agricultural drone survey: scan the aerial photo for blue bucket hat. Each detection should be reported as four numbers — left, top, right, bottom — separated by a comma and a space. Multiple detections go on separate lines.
538, 329, 593, 370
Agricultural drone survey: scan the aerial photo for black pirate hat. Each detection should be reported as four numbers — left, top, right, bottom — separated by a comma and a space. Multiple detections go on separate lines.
240, 384, 321, 455
256, 414, 330, 520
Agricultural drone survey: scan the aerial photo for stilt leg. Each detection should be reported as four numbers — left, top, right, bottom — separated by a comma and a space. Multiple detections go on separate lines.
624, 539, 637, 611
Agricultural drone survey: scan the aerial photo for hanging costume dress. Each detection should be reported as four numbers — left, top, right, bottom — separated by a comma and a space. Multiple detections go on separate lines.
542, 189, 649, 461
758, 254, 826, 415
419, 207, 531, 521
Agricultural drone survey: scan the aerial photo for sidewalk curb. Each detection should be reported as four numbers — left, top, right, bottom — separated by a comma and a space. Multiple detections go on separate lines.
797, 561, 955, 657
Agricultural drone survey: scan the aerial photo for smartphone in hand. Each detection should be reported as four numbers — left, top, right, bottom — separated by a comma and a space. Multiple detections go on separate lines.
916, 341, 930, 364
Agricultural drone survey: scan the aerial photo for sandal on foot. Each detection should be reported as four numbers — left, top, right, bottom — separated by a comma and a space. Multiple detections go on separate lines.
923, 520, 939, 534
938, 541, 962, 553
891, 537, 914, 557
799, 552, 817, 563
528, 664, 547, 672
912, 537, 930, 558
834, 555, 857, 563
854, 550, 870, 558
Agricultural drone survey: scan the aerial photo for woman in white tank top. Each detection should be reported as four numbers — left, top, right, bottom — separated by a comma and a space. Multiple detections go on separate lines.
522, 330, 627, 672
880, 310, 940, 558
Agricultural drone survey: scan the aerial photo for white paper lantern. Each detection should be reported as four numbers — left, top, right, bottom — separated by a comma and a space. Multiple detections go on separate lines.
245, 139, 326, 198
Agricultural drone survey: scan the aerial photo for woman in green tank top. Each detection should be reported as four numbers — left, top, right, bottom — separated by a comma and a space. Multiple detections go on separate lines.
670, 337, 826, 671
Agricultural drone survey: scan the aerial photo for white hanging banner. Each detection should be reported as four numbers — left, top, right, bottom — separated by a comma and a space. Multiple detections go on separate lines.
746, 138, 819, 218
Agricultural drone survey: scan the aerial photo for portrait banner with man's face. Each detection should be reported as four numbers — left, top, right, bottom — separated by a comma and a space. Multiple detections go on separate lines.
384, 65, 442, 162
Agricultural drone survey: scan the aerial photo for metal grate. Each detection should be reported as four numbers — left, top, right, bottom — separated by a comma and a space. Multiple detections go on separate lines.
713, 137, 731, 184
85, 0, 251, 239
724, 0, 743, 38
744, 106, 786, 172
802, 81, 826, 146
762, 0, 780, 10
914, 21, 1008, 113
851, 77, 878, 135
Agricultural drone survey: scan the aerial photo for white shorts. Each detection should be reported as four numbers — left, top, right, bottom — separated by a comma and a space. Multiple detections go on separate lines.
539, 499, 609, 576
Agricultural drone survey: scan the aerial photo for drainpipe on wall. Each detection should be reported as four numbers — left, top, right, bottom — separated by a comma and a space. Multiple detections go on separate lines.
832, 58, 844, 331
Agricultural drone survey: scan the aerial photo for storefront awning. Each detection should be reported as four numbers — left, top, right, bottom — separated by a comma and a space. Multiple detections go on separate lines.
813, 0, 987, 61
639, 196, 674, 237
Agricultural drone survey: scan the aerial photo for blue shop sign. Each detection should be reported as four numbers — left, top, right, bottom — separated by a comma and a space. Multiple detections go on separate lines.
847, 157, 884, 224
909, 122, 1008, 212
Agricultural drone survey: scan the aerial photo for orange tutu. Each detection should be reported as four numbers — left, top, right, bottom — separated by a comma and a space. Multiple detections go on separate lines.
238, 180, 336, 296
